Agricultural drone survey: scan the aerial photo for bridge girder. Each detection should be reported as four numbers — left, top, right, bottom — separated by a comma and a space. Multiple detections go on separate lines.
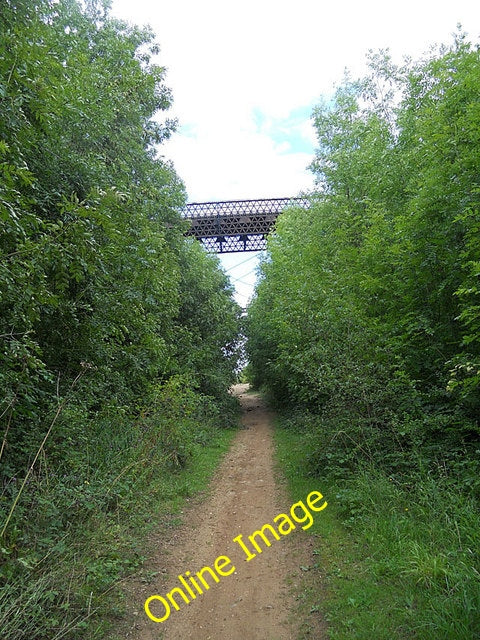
182, 197, 310, 253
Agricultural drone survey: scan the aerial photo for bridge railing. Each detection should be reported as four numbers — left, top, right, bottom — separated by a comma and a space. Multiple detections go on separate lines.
182, 197, 310, 219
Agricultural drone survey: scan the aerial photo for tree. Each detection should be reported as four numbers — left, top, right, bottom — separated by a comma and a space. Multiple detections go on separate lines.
246, 35, 480, 462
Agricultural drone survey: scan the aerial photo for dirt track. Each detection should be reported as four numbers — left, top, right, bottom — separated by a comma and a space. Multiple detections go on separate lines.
124, 384, 325, 640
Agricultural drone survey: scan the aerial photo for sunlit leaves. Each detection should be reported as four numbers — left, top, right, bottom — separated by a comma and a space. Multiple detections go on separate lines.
247, 34, 480, 432
0, 0, 240, 477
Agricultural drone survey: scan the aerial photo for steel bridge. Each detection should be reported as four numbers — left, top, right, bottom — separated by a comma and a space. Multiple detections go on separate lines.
182, 197, 310, 253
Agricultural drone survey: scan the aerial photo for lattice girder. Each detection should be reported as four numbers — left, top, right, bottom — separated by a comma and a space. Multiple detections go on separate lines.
182, 197, 309, 253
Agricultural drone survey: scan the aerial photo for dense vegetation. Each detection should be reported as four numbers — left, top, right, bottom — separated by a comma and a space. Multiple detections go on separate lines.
3, 2, 479, 637
0, 1, 240, 638
247, 35, 480, 638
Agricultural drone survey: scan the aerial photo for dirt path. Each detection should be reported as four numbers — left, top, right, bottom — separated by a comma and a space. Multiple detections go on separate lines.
123, 384, 325, 640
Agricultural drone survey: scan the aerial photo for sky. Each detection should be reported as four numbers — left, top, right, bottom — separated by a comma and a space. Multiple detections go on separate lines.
111, 0, 480, 308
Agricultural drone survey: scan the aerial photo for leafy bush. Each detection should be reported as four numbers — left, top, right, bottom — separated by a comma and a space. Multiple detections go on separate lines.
247, 34, 480, 474
0, 2, 241, 637
247, 35, 480, 638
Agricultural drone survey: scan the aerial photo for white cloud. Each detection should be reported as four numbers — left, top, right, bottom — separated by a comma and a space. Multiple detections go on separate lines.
112, 0, 480, 300
163, 120, 314, 202
113, 0, 480, 201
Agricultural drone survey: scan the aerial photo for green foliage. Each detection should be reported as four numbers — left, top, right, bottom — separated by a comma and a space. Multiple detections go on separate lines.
0, 0, 240, 470
247, 34, 480, 638
275, 418, 480, 640
174, 240, 242, 399
0, 394, 236, 640
0, 1, 241, 637
247, 34, 480, 457
0, 0, 182, 470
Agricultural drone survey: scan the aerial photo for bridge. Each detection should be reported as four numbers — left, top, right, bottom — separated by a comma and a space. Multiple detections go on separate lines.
182, 197, 310, 253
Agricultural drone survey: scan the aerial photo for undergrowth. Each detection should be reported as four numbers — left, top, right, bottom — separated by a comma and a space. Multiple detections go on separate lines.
274, 413, 480, 640
0, 378, 238, 639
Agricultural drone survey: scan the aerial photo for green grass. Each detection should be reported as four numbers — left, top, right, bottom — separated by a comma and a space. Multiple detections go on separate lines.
273, 418, 480, 640
1, 418, 237, 640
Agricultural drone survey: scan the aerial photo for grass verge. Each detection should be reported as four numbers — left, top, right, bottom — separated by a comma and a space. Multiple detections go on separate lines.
101, 423, 237, 639
273, 416, 480, 640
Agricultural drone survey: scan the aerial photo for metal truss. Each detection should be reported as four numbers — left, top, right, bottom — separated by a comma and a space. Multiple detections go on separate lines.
182, 197, 310, 253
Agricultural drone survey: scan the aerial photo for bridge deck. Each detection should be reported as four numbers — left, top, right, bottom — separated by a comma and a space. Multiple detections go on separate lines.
182, 197, 309, 253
